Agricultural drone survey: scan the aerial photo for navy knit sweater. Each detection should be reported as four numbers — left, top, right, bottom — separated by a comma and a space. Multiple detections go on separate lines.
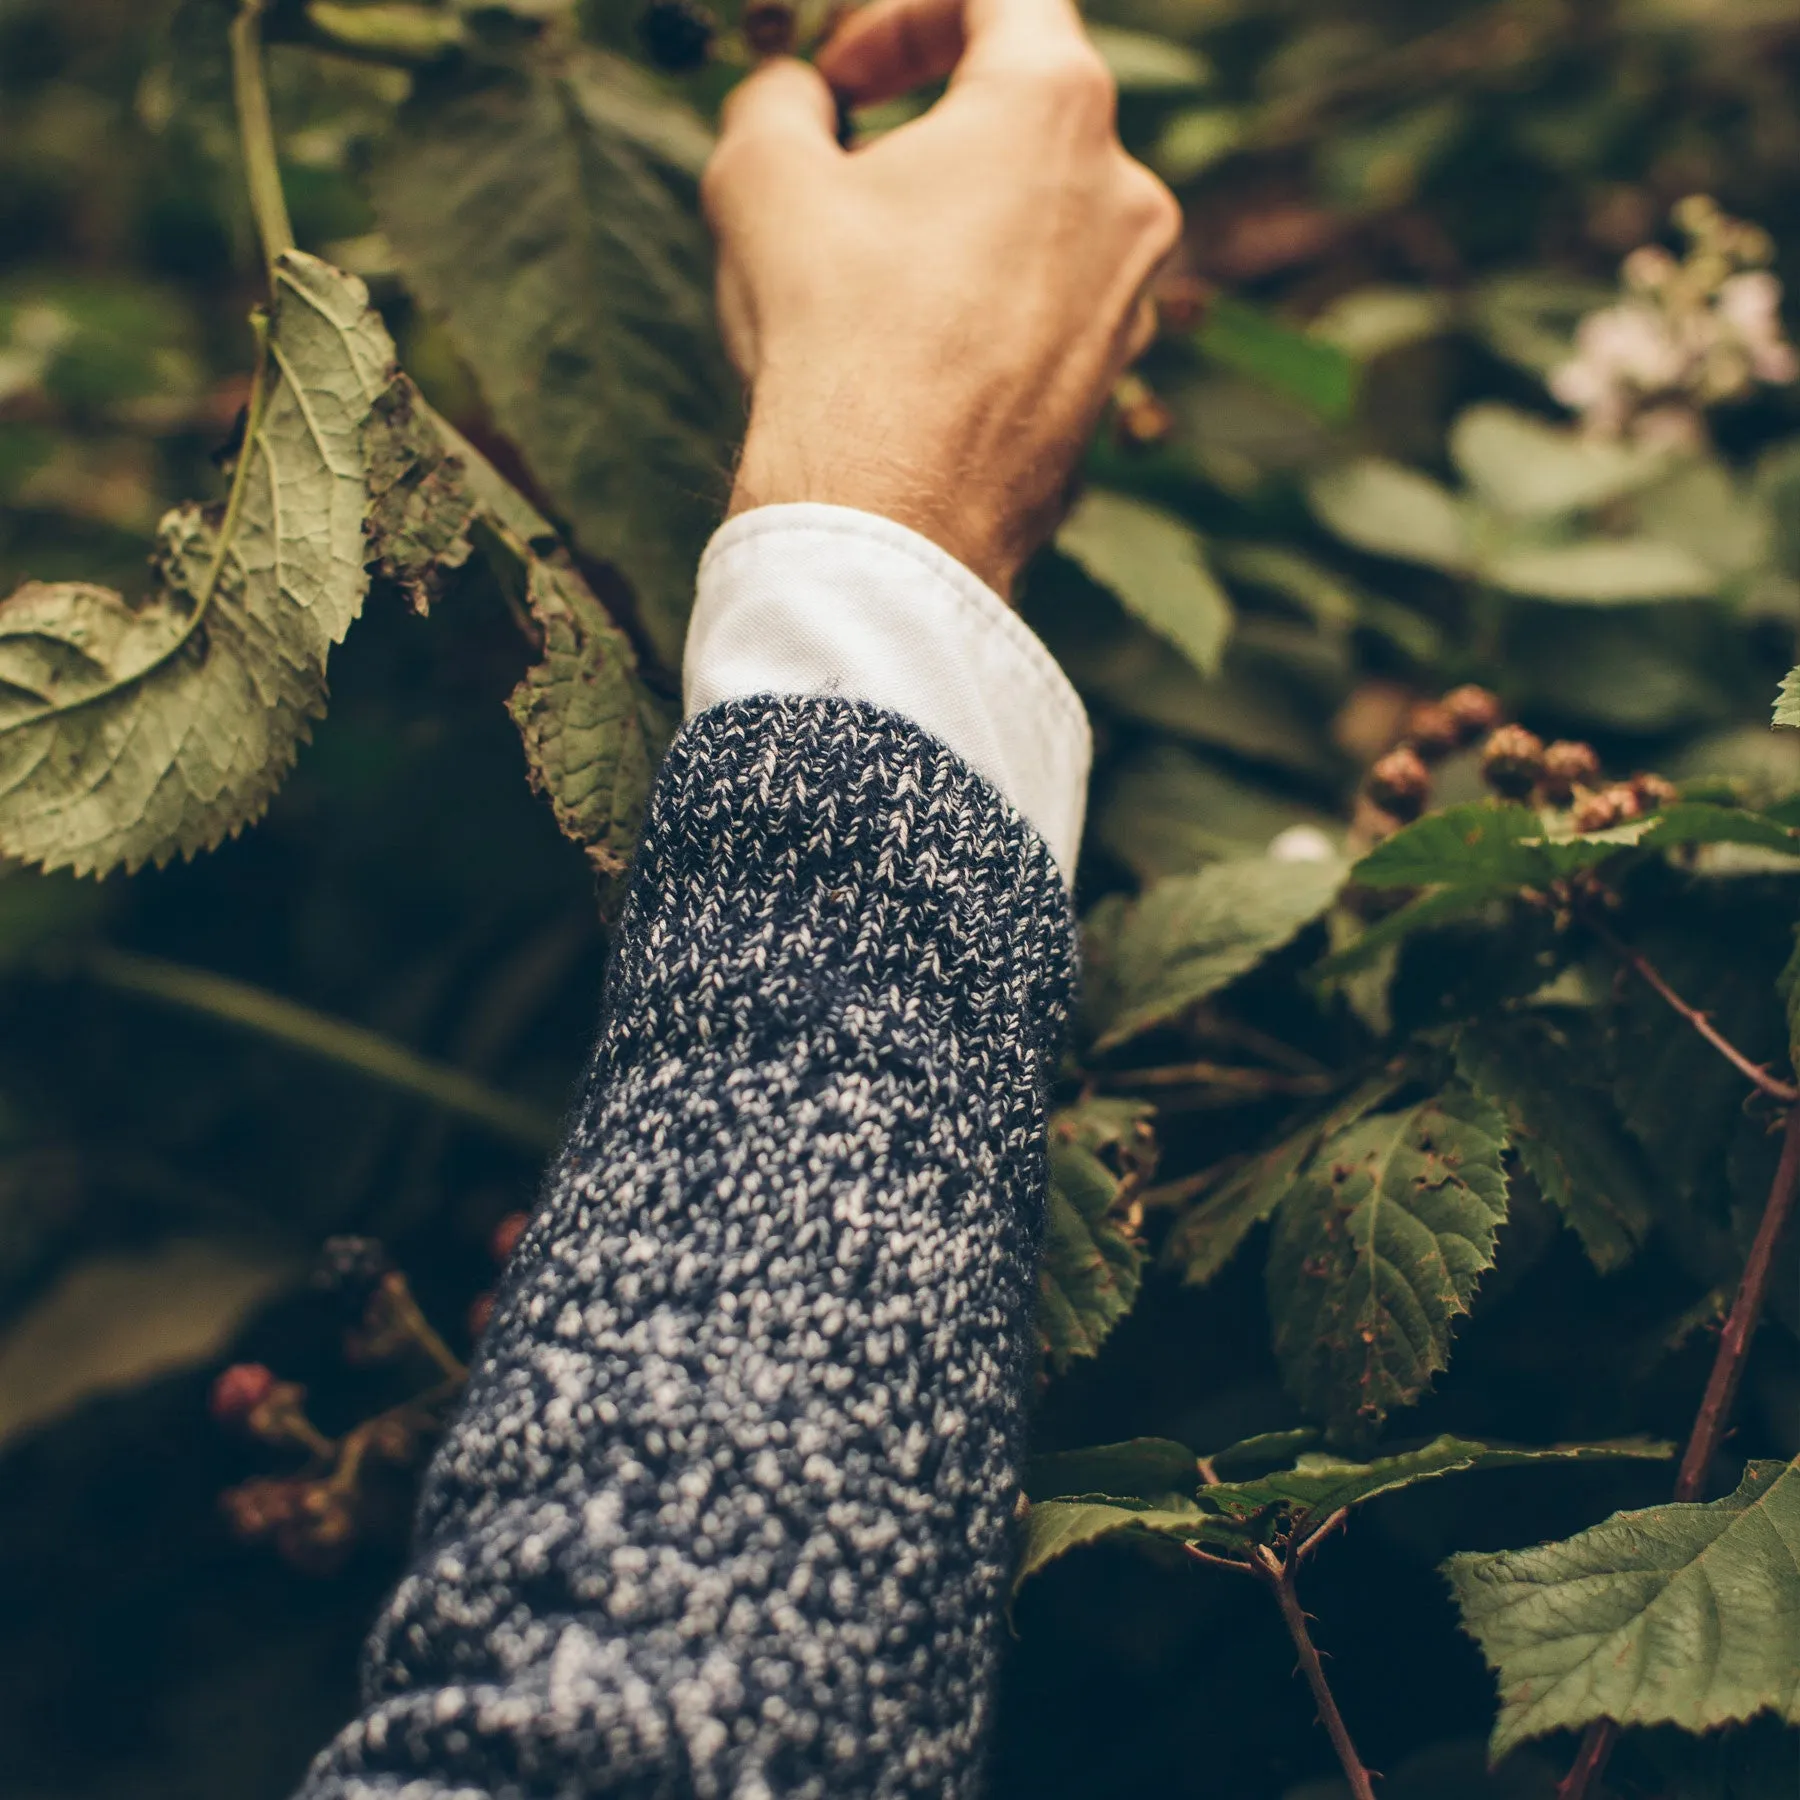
296, 695, 1077, 1799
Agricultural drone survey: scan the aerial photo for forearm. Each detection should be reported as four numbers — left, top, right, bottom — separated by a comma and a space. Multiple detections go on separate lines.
295, 694, 1076, 1798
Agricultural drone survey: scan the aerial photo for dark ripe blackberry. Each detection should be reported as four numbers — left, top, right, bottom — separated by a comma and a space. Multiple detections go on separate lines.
741, 0, 796, 56
638, 0, 717, 73
313, 1234, 389, 1307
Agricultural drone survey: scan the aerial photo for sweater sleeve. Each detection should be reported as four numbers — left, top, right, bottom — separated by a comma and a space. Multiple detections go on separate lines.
294, 694, 1078, 1800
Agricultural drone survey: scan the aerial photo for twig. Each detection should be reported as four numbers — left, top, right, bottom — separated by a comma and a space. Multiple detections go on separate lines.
83, 946, 560, 1151
230, 0, 295, 271
1558, 1103, 1800, 1799
1093, 1060, 1337, 1097
1676, 1101, 1800, 1498
1586, 916, 1798, 1104
1256, 1546, 1380, 1800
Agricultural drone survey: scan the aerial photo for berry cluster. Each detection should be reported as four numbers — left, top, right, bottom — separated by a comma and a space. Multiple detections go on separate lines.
637, 0, 801, 73
1359, 686, 1677, 835
212, 1215, 531, 1572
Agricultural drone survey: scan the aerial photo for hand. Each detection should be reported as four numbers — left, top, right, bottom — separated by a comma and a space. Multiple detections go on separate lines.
702, 0, 1182, 597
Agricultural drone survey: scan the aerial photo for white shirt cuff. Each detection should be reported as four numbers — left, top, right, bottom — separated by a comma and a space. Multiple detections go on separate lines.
683, 503, 1091, 885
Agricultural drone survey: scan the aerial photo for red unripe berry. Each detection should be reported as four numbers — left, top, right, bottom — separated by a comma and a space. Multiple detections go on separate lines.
1366, 746, 1432, 822
1631, 771, 1678, 810
1481, 724, 1545, 799
210, 1362, 275, 1427
1404, 700, 1461, 761
468, 1290, 496, 1339
489, 1211, 529, 1265
1540, 740, 1602, 804
1443, 685, 1504, 742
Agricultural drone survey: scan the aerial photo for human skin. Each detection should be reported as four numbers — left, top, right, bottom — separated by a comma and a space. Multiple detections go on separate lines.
702, 0, 1183, 598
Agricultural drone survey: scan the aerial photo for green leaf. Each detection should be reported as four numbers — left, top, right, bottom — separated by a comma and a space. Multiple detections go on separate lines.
1775, 666, 1800, 729
1163, 1072, 1404, 1287
1197, 297, 1360, 424
1054, 491, 1234, 678
1449, 404, 1671, 519
1307, 459, 1473, 571
1454, 1016, 1654, 1272
1087, 23, 1214, 92
1094, 743, 1340, 883
1483, 536, 1720, 603
1026, 1437, 1201, 1502
1084, 854, 1347, 1052
1036, 1100, 1155, 1372
1267, 1087, 1510, 1439
1205, 1434, 1672, 1541
1314, 887, 1509, 977
0, 1238, 294, 1451
1015, 1435, 1670, 1590
1446, 1458, 1800, 1757
1015, 1494, 1212, 1587
372, 49, 732, 670
486, 524, 660, 882
1352, 803, 1550, 893
0, 252, 391, 876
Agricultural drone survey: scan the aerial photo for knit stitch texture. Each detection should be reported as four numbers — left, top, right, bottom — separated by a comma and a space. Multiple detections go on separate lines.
295, 695, 1077, 1800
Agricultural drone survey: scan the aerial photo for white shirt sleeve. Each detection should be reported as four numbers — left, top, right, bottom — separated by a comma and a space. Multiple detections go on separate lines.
682, 502, 1092, 886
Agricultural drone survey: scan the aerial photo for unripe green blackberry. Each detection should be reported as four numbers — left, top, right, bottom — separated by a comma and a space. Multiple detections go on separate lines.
638, 0, 717, 72
1366, 746, 1432, 822
1539, 739, 1601, 804
1481, 724, 1544, 799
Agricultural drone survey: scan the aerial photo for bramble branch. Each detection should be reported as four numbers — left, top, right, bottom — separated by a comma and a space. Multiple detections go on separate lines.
84, 946, 560, 1151
1584, 914, 1798, 1104
1183, 1535, 1380, 1800
1558, 1091, 1800, 1799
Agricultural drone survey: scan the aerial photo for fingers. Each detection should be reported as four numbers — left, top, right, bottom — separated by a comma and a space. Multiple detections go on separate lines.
704, 56, 841, 224
818, 0, 1092, 105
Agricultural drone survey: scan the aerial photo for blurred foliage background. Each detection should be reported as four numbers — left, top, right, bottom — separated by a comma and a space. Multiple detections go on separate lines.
2, 1, 1799, 1796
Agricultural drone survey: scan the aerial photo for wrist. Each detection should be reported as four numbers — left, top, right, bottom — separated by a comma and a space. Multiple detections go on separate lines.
729, 414, 1022, 600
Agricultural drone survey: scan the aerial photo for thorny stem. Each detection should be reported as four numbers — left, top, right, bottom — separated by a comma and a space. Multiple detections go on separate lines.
1183, 1538, 1379, 1799
85, 947, 560, 1151
1258, 1547, 1380, 1800
1559, 1095, 1800, 1800
231, 0, 295, 271
1585, 914, 1799, 1104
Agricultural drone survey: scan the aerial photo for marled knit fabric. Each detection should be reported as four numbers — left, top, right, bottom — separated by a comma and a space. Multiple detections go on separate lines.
296, 695, 1077, 1800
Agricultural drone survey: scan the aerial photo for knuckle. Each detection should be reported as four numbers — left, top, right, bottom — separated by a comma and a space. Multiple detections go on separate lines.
1118, 162, 1182, 252
1030, 43, 1116, 116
